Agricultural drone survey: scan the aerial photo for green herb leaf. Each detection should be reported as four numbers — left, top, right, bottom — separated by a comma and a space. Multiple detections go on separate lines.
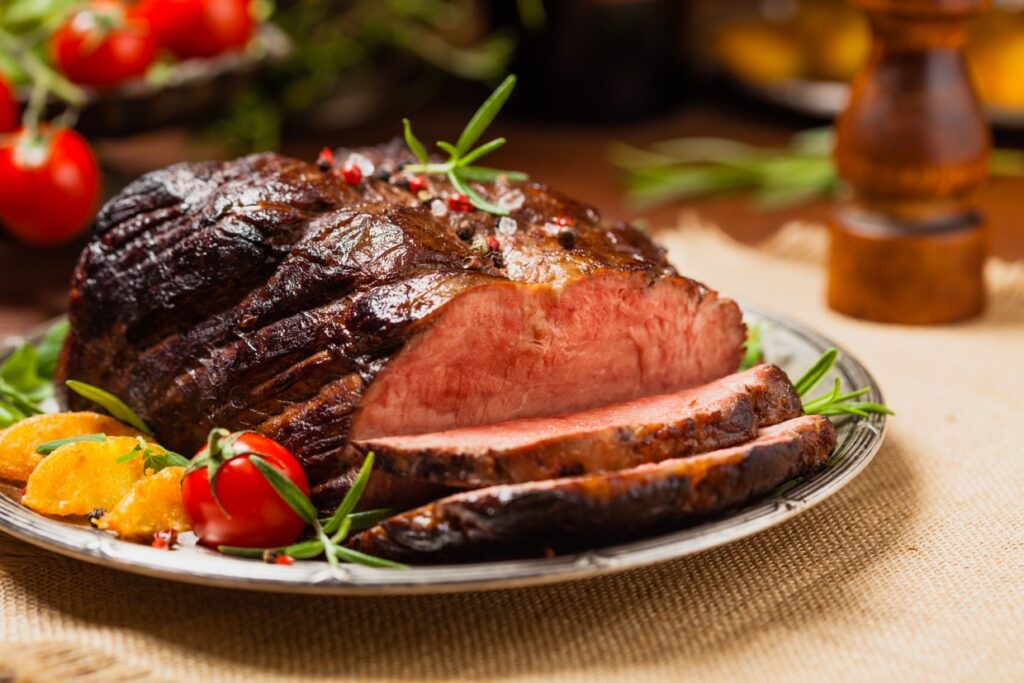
456, 166, 528, 183
449, 170, 508, 216
346, 508, 393, 533
249, 454, 318, 525
1, 344, 49, 400
457, 137, 505, 166
793, 349, 838, 398
436, 140, 459, 158
402, 118, 428, 165
65, 380, 153, 435
323, 451, 375, 534
455, 74, 516, 156
36, 319, 69, 379
332, 545, 408, 569
0, 379, 44, 417
738, 322, 762, 371
35, 433, 107, 455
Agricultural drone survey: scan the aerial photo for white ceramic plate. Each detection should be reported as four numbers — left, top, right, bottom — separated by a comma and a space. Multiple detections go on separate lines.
0, 306, 887, 594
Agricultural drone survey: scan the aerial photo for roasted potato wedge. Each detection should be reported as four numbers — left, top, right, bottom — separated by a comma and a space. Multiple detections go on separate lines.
0, 412, 142, 483
97, 466, 189, 541
22, 436, 154, 516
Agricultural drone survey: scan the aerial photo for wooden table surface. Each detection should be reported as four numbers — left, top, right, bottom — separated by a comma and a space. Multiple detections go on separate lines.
3, 98, 1022, 339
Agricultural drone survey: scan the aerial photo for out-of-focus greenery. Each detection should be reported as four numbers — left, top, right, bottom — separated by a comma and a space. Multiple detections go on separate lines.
210, 0, 522, 152
613, 128, 1024, 210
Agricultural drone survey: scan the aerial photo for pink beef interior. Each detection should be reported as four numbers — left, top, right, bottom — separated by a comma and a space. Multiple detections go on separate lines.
351, 272, 744, 440
361, 373, 750, 453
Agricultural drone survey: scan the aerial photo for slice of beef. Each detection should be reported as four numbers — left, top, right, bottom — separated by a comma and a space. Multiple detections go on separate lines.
55, 141, 745, 509
353, 364, 801, 487
347, 415, 836, 563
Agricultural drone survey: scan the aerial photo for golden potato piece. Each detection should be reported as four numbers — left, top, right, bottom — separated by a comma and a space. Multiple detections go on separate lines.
0, 412, 142, 483
97, 467, 189, 541
22, 436, 154, 516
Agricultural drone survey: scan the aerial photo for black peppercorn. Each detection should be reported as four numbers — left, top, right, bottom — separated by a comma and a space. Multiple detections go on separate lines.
373, 167, 392, 181
491, 252, 505, 268
557, 228, 578, 249
455, 224, 475, 241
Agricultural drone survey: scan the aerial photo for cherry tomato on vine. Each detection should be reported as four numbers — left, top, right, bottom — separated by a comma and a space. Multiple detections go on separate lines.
138, 0, 254, 60
0, 74, 17, 133
0, 128, 99, 246
51, 0, 158, 88
182, 430, 310, 549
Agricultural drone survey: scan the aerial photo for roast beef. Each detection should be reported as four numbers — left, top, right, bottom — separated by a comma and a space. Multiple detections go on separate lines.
55, 141, 746, 508
348, 415, 836, 562
354, 364, 801, 487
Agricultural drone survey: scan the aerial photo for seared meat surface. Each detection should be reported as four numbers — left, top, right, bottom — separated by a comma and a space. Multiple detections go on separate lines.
348, 415, 836, 563
56, 141, 745, 508
355, 364, 802, 487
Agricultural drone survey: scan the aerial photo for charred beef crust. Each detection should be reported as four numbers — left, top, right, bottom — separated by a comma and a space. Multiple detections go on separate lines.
353, 364, 803, 487
347, 416, 836, 563
55, 141, 694, 503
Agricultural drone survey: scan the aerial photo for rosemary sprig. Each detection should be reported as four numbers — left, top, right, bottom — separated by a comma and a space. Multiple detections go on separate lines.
612, 128, 1024, 209
221, 451, 406, 569
796, 348, 893, 418
35, 432, 107, 455
401, 74, 528, 216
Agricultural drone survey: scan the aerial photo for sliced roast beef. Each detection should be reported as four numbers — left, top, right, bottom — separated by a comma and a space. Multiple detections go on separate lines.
347, 415, 836, 563
354, 364, 801, 487
55, 141, 746, 508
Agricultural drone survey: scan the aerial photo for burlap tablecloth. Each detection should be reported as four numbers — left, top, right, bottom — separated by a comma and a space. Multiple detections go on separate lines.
1, 222, 1022, 682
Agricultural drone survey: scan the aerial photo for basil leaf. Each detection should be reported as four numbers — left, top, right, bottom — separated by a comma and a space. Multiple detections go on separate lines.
323, 451, 375, 535
1, 344, 48, 398
402, 118, 428, 165
36, 319, 69, 379
455, 74, 516, 156
65, 380, 153, 435
249, 455, 317, 525
36, 433, 107, 455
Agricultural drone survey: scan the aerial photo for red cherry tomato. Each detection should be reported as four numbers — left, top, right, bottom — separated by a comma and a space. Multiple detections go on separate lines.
51, 1, 157, 88
182, 431, 310, 549
139, 0, 254, 59
0, 74, 17, 133
0, 128, 99, 246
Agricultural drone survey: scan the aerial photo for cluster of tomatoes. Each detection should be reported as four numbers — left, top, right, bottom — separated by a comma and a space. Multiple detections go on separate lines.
0, 0, 254, 247
52, 0, 255, 88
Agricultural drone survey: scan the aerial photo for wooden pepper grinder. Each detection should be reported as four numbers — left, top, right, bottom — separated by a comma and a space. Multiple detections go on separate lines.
828, 0, 989, 324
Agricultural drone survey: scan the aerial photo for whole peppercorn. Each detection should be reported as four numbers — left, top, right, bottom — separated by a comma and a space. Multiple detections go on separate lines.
486, 235, 501, 252
553, 216, 574, 227
557, 228, 578, 249
408, 175, 428, 193
448, 193, 472, 212
316, 147, 335, 171
491, 252, 505, 268
455, 224, 475, 241
341, 163, 363, 186
373, 167, 392, 181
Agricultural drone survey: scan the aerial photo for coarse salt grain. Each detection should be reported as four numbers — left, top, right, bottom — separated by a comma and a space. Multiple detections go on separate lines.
497, 189, 525, 211
497, 216, 518, 235
346, 153, 375, 177
431, 199, 448, 217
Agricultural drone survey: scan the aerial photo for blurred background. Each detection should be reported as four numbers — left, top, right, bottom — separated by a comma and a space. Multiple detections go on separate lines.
1, 0, 1023, 330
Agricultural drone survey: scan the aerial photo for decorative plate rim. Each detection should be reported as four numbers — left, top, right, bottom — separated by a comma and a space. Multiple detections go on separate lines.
0, 305, 887, 595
